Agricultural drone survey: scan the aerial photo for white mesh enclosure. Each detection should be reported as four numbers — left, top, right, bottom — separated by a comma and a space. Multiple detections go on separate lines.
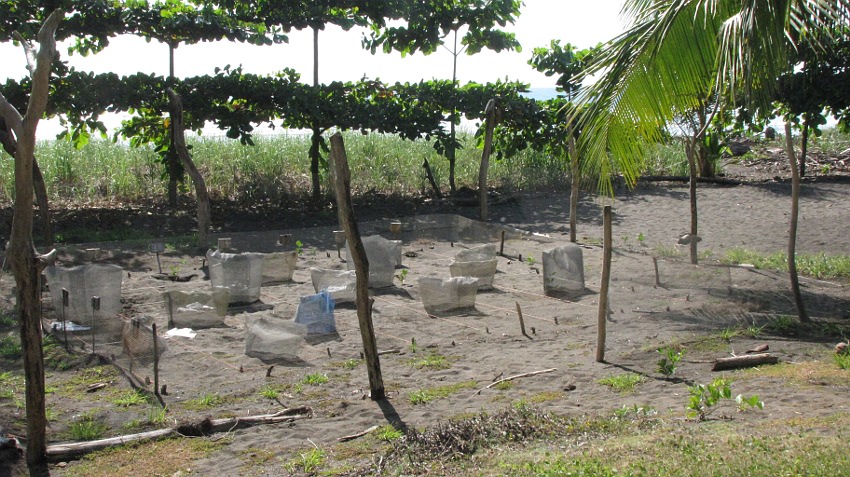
310, 267, 356, 303
418, 276, 479, 314
294, 291, 337, 335
207, 250, 264, 303
262, 251, 298, 285
244, 314, 307, 361
45, 264, 124, 340
449, 244, 498, 290
346, 235, 398, 288
121, 315, 167, 368
163, 288, 230, 329
653, 259, 732, 289
542, 244, 585, 295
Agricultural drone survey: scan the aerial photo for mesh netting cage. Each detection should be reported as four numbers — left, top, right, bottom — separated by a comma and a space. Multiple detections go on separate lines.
163, 288, 230, 329
244, 314, 307, 362
542, 244, 585, 296
45, 264, 124, 342
418, 276, 479, 315
310, 267, 356, 303
449, 244, 498, 290
346, 235, 399, 288
262, 251, 298, 285
207, 250, 264, 303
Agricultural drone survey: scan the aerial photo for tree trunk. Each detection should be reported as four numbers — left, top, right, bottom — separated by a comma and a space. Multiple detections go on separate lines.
784, 121, 809, 322
329, 133, 385, 400
167, 89, 211, 247
478, 99, 496, 221
568, 132, 579, 243
1, 119, 53, 245
0, 10, 63, 468
695, 106, 714, 178
686, 140, 699, 264
799, 120, 809, 178
448, 29, 459, 194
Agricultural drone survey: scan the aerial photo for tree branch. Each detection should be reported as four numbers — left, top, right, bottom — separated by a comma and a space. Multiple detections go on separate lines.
0, 94, 24, 138
23, 9, 63, 137
11, 31, 37, 77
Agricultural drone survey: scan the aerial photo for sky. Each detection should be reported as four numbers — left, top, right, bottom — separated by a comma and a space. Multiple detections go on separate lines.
0, 0, 627, 135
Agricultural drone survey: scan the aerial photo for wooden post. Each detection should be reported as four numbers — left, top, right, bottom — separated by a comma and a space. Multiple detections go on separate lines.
478, 99, 497, 222
152, 323, 161, 402
515, 302, 528, 338
422, 158, 442, 199
61, 288, 69, 350
499, 230, 506, 256
329, 133, 385, 400
568, 132, 579, 243
90, 296, 100, 356
652, 257, 661, 287
596, 206, 612, 363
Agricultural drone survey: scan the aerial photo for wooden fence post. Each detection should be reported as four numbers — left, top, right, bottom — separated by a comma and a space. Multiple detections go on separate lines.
596, 206, 612, 362
329, 133, 385, 400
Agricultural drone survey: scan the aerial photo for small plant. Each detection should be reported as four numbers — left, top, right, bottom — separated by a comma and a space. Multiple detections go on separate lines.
719, 327, 739, 341
287, 448, 326, 474
301, 373, 328, 386
525, 255, 535, 265
342, 358, 361, 370
653, 244, 683, 258
0, 334, 22, 360
833, 352, 850, 370
259, 386, 279, 400
168, 264, 180, 277
407, 353, 450, 370
637, 232, 646, 246
657, 347, 684, 376
185, 392, 224, 410
375, 424, 403, 442
408, 381, 476, 405
395, 268, 409, 285
597, 373, 645, 393
493, 380, 514, 391
409, 337, 418, 354
686, 378, 763, 420
745, 320, 766, 338
68, 413, 108, 440
512, 398, 530, 411
768, 315, 798, 335
294, 240, 304, 255
613, 404, 657, 418
113, 390, 149, 407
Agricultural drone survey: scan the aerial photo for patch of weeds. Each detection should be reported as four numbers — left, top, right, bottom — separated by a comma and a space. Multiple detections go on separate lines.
744, 319, 766, 338
768, 315, 799, 335
408, 381, 477, 405
686, 378, 763, 420
613, 403, 657, 419
719, 327, 740, 341
657, 346, 684, 376
597, 373, 645, 393
493, 380, 514, 391
375, 424, 403, 442
833, 353, 850, 370
527, 391, 564, 404
240, 447, 277, 468
112, 390, 150, 407
0, 334, 22, 360
654, 244, 683, 258
395, 268, 409, 285
146, 406, 169, 426
63, 437, 223, 477
0, 310, 16, 329
301, 373, 329, 386
285, 447, 325, 474
342, 358, 362, 370
68, 412, 109, 441
406, 353, 450, 370
745, 361, 850, 388
409, 337, 419, 354
722, 248, 850, 280
183, 392, 225, 411
259, 385, 280, 400
43, 335, 79, 371
0, 371, 24, 399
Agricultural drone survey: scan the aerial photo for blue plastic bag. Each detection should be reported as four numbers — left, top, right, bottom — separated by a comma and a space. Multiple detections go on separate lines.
294, 290, 336, 335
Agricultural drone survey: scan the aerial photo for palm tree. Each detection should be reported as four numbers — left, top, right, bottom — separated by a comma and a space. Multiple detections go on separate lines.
575, 0, 850, 322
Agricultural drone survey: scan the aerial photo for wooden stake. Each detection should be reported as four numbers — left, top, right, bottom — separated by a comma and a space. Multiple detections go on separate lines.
422, 158, 442, 199
152, 323, 161, 403
515, 301, 528, 338
652, 257, 661, 287
330, 133, 385, 400
596, 205, 612, 363
499, 230, 506, 256
61, 288, 69, 350
90, 296, 100, 356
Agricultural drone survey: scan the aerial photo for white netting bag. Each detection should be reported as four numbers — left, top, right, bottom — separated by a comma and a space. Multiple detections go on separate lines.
163, 288, 230, 329
449, 244, 498, 290
418, 276, 479, 314
346, 235, 398, 288
207, 250, 264, 303
244, 314, 307, 361
262, 251, 298, 285
310, 267, 356, 303
45, 264, 123, 338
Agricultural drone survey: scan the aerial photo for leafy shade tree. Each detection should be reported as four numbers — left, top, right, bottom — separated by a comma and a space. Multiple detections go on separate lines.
575, 0, 850, 322
528, 41, 598, 242
0, 9, 62, 469
364, 0, 523, 193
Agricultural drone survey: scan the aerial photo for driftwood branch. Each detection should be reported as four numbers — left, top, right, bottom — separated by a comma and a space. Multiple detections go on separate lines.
474, 368, 557, 395
46, 407, 312, 461
337, 425, 379, 442
712, 353, 778, 371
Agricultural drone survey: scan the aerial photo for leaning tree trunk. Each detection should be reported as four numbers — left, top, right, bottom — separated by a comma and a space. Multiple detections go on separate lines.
309, 25, 322, 203
0, 10, 62, 470
799, 121, 809, 178
568, 132, 579, 243
0, 119, 52, 245
784, 121, 809, 322
478, 99, 496, 221
167, 89, 211, 247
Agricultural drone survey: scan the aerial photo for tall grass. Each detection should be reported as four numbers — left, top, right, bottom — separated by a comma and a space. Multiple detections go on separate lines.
0, 131, 563, 204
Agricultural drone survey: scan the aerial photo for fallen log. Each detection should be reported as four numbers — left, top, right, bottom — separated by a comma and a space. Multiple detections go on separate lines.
474, 368, 557, 395
46, 406, 312, 462
712, 353, 778, 371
